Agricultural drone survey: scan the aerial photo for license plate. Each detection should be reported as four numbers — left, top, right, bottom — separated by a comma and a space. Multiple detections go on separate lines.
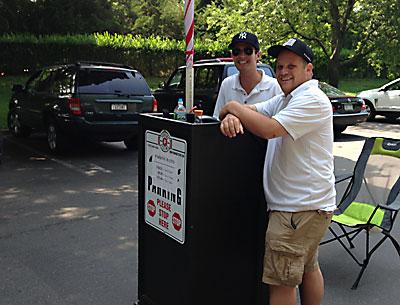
111, 103, 127, 111
344, 104, 353, 111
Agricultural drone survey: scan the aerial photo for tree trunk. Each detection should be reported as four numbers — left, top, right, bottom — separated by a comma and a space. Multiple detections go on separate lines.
327, 58, 340, 88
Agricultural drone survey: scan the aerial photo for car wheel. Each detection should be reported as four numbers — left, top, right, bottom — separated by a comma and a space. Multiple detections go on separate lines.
365, 101, 376, 121
47, 120, 66, 153
8, 110, 31, 137
124, 136, 138, 151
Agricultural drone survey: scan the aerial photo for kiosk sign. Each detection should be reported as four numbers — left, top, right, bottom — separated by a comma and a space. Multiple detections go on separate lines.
145, 130, 187, 244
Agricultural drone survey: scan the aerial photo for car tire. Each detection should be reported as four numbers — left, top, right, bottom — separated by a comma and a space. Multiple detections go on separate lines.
8, 110, 31, 137
365, 101, 376, 121
47, 119, 66, 153
124, 136, 138, 151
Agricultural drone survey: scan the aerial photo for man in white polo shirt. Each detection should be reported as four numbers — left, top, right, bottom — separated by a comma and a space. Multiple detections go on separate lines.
212, 31, 281, 119
218, 38, 336, 305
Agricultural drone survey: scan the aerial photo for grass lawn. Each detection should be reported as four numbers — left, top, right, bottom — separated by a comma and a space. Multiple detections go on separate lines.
338, 78, 388, 95
0, 75, 390, 130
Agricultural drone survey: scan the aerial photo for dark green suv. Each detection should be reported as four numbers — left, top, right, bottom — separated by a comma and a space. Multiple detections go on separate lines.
8, 62, 156, 152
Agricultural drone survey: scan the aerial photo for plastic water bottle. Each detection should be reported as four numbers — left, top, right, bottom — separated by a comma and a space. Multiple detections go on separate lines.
174, 98, 187, 121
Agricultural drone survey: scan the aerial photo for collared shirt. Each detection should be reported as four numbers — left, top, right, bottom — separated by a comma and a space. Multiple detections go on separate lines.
213, 69, 282, 119
255, 80, 336, 212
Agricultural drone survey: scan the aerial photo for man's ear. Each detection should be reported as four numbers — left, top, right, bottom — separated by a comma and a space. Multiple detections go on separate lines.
256, 51, 262, 60
306, 62, 313, 74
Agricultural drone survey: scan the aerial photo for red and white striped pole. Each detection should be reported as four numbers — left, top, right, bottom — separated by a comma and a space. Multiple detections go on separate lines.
184, 0, 194, 110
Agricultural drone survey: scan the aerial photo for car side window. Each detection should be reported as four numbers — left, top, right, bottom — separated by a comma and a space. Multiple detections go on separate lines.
50, 69, 75, 95
32, 69, 54, 92
25, 71, 43, 92
167, 69, 185, 90
387, 81, 400, 91
195, 67, 219, 90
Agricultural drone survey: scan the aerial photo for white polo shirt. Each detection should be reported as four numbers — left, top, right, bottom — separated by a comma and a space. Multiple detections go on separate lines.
213, 70, 281, 119
255, 80, 336, 212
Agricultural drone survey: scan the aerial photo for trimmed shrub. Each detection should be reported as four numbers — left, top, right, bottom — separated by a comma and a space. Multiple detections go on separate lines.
0, 33, 229, 77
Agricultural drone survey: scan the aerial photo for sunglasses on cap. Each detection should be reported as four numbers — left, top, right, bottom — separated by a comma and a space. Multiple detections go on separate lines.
231, 47, 255, 56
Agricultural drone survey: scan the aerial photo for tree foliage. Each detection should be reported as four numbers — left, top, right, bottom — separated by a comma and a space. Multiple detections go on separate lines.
128, 0, 184, 39
198, 0, 400, 85
0, 0, 120, 34
1, 0, 399, 83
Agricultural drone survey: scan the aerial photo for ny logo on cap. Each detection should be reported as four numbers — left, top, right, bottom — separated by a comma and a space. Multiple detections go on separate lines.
283, 38, 297, 47
239, 32, 247, 39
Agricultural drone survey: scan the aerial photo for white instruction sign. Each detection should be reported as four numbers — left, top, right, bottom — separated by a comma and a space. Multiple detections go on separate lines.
144, 130, 187, 244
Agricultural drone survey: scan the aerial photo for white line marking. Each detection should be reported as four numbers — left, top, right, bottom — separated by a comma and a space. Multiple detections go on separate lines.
6, 137, 112, 176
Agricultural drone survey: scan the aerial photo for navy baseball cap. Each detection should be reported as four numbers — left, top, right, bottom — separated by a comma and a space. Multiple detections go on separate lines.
268, 38, 314, 63
228, 32, 260, 51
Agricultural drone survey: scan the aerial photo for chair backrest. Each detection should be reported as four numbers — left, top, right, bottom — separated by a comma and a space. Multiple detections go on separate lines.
339, 138, 400, 229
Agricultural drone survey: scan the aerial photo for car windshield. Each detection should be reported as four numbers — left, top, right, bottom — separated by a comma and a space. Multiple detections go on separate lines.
77, 69, 151, 95
226, 66, 274, 78
318, 82, 346, 97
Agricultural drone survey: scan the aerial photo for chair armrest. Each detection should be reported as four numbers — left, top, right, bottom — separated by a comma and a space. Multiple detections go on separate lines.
380, 199, 400, 212
335, 173, 353, 184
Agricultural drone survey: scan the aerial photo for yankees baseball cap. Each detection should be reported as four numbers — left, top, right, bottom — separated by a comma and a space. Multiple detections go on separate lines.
268, 38, 314, 63
228, 32, 260, 51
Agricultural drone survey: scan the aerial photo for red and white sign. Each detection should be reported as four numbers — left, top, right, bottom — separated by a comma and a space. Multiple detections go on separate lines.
144, 130, 187, 244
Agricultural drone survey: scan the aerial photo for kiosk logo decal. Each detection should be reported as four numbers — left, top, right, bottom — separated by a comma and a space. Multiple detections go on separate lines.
158, 130, 172, 152
145, 130, 187, 244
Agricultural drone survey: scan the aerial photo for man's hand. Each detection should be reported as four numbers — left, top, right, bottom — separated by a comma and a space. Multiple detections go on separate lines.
220, 113, 244, 138
219, 101, 239, 120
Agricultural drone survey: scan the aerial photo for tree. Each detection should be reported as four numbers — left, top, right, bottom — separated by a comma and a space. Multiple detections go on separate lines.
0, 0, 121, 35
198, 0, 400, 86
129, 0, 184, 39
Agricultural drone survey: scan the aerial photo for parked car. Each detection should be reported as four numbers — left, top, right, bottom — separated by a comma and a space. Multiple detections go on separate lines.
357, 78, 400, 121
318, 81, 369, 134
8, 61, 157, 152
153, 58, 275, 115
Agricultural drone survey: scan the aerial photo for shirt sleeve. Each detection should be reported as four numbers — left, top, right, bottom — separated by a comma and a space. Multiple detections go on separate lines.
255, 95, 282, 117
273, 92, 332, 141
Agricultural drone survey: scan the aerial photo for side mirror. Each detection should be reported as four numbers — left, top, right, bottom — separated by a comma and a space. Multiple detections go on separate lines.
12, 84, 24, 93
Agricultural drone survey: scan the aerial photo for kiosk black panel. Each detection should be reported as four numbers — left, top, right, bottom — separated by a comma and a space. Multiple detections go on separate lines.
137, 114, 268, 305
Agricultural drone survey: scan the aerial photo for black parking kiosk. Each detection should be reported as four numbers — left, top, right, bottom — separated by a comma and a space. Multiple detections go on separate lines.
137, 114, 269, 305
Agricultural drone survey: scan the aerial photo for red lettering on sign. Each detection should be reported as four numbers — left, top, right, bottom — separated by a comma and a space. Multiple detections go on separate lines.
172, 212, 182, 231
159, 209, 169, 219
157, 199, 171, 211
147, 200, 156, 217
159, 219, 169, 229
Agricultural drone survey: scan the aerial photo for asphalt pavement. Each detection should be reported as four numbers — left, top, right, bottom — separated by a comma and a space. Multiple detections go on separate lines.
0, 119, 399, 305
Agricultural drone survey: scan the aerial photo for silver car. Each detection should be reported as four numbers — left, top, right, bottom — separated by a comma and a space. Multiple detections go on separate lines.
357, 78, 400, 121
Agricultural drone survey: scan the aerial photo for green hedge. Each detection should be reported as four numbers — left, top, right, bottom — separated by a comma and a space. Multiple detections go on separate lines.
0, 32, 229, 77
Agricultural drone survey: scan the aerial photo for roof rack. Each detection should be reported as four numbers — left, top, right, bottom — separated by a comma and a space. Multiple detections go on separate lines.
194, 58, 233, 64
75, 61, 134, 70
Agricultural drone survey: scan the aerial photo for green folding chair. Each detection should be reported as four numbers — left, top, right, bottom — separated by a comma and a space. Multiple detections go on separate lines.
321, 137, 400, 289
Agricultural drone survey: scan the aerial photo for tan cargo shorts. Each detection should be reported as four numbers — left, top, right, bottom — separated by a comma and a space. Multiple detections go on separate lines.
262, 210, 332, 287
